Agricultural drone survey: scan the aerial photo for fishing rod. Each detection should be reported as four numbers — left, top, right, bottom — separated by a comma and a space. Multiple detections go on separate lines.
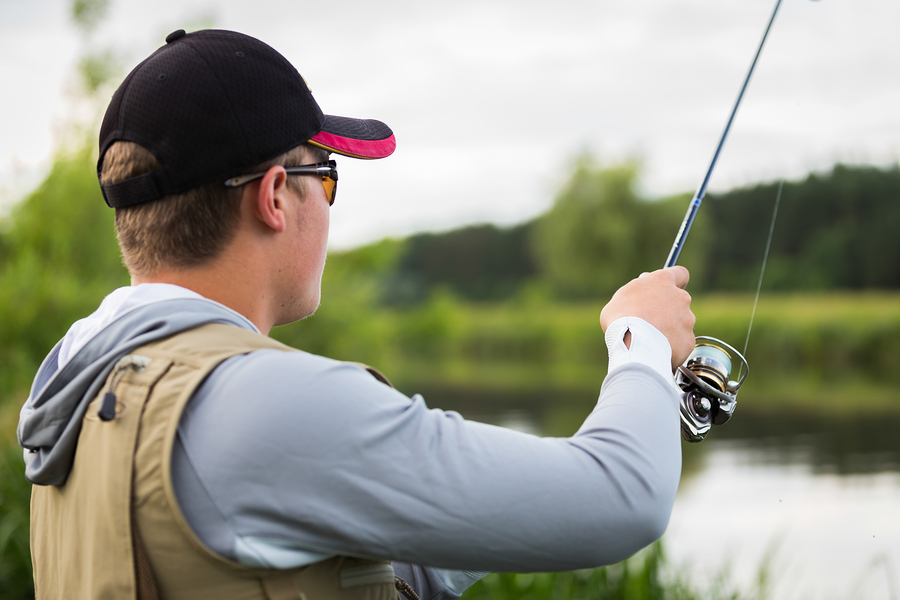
670, 0, 785, 442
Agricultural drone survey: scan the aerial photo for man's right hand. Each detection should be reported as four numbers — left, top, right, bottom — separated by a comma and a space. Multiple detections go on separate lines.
599, 266, 696, 369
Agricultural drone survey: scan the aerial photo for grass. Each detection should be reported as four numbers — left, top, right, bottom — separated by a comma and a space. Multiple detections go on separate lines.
462, 543, 765, 600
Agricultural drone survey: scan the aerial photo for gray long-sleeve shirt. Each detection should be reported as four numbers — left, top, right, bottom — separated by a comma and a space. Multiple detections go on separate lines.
27, 284, 682, 600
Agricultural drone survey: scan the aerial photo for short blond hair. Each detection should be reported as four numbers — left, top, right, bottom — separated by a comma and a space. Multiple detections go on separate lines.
101, 141, 325, 277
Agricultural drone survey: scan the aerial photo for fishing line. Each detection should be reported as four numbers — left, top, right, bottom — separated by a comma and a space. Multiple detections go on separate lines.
742, 179, 784, 360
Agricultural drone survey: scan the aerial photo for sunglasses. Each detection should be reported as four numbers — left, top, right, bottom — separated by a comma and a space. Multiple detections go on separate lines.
223, 160, 338, 205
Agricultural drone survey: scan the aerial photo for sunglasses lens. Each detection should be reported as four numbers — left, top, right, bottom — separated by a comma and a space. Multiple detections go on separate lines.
321, 176, 336, 205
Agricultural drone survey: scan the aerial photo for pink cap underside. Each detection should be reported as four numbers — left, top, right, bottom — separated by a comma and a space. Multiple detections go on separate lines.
310, 130, 396, 159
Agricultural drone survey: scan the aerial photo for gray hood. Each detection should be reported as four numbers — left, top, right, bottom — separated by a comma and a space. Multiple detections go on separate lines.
18, 298, 251, 486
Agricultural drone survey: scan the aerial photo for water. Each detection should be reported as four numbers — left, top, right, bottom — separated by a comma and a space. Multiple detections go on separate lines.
669, 440, 900, 599
425, 388, 900, 599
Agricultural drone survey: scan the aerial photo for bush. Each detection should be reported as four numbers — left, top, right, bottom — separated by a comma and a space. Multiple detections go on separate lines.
0, 439, 34, 600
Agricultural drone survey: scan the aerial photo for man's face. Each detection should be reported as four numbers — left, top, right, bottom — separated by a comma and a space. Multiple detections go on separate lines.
273, 149, 331, 325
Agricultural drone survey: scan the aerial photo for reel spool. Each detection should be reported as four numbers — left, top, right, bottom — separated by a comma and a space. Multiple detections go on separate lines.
675, 336, 749, 442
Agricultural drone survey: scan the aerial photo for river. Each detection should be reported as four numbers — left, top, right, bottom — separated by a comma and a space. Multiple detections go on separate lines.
423, 388, 900, 599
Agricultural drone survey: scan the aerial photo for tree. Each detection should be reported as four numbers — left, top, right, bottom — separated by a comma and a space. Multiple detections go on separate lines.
531, 156, 683, 298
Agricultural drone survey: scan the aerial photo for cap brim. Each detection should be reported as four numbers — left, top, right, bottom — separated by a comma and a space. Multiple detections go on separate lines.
309, 115, 396, 160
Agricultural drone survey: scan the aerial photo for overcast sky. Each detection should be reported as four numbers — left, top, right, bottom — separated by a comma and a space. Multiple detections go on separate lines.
2, 0, 898, 249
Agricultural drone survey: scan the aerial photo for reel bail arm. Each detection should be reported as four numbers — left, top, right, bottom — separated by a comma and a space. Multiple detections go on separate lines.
675, 337, 748, 442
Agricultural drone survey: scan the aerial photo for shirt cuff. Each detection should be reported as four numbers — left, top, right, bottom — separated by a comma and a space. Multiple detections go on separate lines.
605, 316, 677, 389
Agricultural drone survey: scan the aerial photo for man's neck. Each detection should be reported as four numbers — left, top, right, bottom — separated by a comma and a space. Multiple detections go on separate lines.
133, 250, 276, 335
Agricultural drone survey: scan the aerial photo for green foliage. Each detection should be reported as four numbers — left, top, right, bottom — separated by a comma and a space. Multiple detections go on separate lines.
271, 239, 403, 363
532, 158, 660, 297
0, 440, 34, 600
692, 293, 900, 408
463, 543, 756, 600
0, 0, 124, 591
333, 292, 900, 409
704, 164, 900, 291
0, 144, 128, 395
275, 218, 900, 404
269, 240, 900, 407
385, 224, 538, 304
0, 146, 120, 594
3, 145, 121, 283
503, 155, 707, 299
356, 162, 900, 302
393, 288, 464, 358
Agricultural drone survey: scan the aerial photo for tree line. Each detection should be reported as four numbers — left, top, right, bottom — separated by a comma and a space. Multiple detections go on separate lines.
360, 160, 900, 303
1, 149, 898, 399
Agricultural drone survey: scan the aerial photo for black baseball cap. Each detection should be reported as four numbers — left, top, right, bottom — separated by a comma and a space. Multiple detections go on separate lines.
98, 29, 396, 208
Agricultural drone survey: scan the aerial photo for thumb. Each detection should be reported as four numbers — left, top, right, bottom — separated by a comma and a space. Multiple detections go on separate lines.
663, 266, 690, 290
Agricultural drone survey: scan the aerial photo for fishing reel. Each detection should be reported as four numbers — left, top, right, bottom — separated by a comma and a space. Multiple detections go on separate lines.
675, 336, 748, 443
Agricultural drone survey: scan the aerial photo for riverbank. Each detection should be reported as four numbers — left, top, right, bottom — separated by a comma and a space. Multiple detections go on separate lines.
269, 291, 900, 414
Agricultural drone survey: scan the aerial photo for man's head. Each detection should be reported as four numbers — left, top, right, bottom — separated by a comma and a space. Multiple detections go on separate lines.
98, 29, 395, 279
100, 140, 326, 277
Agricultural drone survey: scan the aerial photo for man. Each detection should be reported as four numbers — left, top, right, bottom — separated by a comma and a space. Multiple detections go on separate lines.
18, 29, 695, 600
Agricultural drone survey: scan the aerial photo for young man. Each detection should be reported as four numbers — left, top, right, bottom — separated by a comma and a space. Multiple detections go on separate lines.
18, 29, 695, 600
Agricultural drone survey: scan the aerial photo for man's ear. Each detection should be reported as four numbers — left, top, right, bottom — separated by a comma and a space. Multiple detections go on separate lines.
251, 165, 290, 233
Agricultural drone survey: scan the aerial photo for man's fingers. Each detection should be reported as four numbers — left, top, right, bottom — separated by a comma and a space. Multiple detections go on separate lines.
663, 266, 690, 289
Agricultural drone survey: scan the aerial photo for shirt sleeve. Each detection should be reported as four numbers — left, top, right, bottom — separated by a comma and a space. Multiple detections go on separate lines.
171, 323, 682, 578
605, 316, 678, 387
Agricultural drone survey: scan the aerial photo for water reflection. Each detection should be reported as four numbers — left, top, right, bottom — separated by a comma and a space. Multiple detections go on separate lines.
710, 409, 900, 475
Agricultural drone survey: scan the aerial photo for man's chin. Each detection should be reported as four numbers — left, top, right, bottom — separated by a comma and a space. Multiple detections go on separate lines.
275, 297, 321, 327
299, 304, 320, 321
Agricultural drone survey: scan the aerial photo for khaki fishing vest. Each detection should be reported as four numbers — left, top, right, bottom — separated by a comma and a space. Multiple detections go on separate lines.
31, 323, 402, 600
